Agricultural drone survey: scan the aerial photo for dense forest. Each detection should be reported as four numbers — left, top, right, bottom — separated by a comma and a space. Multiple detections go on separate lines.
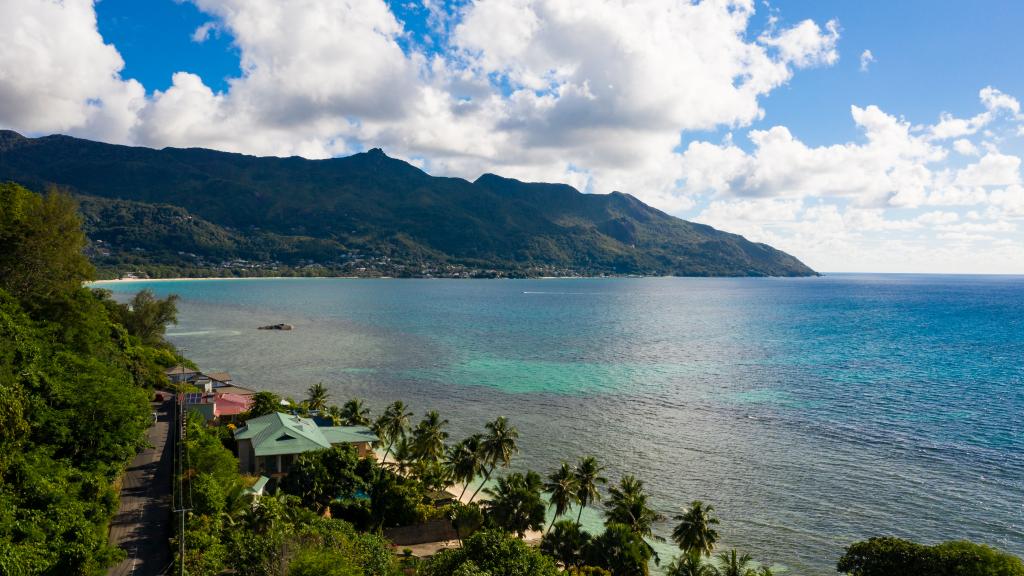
0, 130, 815, 278
0, 182, 179, 574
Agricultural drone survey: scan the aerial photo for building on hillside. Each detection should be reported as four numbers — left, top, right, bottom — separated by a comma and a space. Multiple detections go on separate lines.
185, 391, 253, 423
166, 366, 241, 394
233, 412, 378, 478
166, 365, 200, 384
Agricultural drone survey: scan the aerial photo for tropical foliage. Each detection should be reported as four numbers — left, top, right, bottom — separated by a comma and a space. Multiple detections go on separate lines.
837, 537, 1024, 576
418, 530, 558, 576
0, 183, 173, 575
482, 471, 547, 537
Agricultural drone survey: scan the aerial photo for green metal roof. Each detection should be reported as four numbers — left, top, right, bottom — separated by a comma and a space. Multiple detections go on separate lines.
234, 412, 378, 457
321, 425, 377, 445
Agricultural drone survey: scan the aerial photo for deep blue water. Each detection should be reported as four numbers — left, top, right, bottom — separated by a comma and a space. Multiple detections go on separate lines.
101, 275, 1024, 573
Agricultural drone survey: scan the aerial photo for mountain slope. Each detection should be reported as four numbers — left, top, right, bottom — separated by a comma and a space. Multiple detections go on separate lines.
0, 130, 815, 277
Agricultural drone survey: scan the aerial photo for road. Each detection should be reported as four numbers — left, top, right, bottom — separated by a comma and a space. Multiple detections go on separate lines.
107, 398, 173, 576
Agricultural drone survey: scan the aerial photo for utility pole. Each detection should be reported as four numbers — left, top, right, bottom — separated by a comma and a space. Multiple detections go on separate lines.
173, 347, 191, 576
172, 383, 191, 576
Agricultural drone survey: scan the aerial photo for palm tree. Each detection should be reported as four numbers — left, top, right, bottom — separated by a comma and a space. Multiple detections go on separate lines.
588, 522, 652, 576
672, 500, 720, 557
605, 474, 664, 540
468, 416, 519, 503
411, 410, 450, 463
711, 550, 756, 576
574, 455, 607, 525
445, 434, 483, 500
306, 382, 329, 412
605, 474, 665, 564
339, 398, 371, 426
374, 400, 413, 465
667, 551, 714, 576
544, 462, 580, 533
392, 436, 415, 476
541, 519, 592, 569
323, 404, 343, 425
482, 470, 546, 537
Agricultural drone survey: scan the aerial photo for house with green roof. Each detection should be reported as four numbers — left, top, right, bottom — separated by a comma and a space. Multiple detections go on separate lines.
234, 412, 377, 477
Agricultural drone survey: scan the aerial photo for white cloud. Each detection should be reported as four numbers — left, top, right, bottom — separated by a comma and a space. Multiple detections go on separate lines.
191, 21, 220, 43
759, 18, 840, 68
954, 152, 1021, 188
5, 0, 1024, 272
678, 104, 945, 207
0, 0, 144, 142
952, 138, 979, 156
927, 86, 1020, 140
859, 49, 874, 72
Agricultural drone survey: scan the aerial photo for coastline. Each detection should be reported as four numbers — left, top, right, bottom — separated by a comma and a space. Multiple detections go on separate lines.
89, 276, 345, 284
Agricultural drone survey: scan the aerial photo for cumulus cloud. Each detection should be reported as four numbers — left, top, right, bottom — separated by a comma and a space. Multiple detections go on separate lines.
0, 0, 144, 142
952, 138, 979, 156
678, 104, 945, 207
3, 0, 1024, 271
927, 86, 1020, 140
682, 88, 1024, 272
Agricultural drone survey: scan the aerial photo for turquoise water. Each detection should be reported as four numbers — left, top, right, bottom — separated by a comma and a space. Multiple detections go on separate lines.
101, 275, 1024, 573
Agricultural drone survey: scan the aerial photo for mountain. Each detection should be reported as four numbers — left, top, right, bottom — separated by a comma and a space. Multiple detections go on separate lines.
0, 130, 815, 277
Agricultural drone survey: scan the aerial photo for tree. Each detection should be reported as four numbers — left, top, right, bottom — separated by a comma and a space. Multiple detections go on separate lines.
450, 503, 485, 545
446, 434, 484, 500
391, 436, 415, 476
468, 416, 519, 503
545, 462, 580, 533
605, 474, 663, 541
931, 540, 1024, 576
411, 410, 449, 463
339, 398, 371, 426
574, 456, 607, 525
366, 467, 423, 529
107, 289, 180, 347
287, 547, 362, 576
605, 474, 664, 564
306, 382, 329, 412
419, 530, 559, 576
672, 501, 720, 557
668, 552, 714, 576
541, 520, 592, 569
711, 550, 756, 576
280, 444, 364, 512
0, 183, 94, 304
483, 471, 547, 537
837, 537, 1024, 576
247, 391, 284, 418
374, 400, 413, 465
586, 523, 653, 576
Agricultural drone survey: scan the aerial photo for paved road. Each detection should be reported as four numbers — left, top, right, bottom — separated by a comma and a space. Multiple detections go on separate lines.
108, 399, 173, 576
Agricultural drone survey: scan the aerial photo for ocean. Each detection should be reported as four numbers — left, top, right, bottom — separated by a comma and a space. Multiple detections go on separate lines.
100, 275, 1024, 573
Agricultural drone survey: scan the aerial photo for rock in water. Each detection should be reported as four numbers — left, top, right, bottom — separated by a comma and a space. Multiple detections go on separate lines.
258, 323, 293, 331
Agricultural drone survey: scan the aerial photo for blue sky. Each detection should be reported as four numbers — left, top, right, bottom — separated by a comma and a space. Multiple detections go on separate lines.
5, 0, 1024, 272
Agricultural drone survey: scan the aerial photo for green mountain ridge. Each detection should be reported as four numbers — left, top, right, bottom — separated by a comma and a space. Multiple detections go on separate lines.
0, 130, 816, 277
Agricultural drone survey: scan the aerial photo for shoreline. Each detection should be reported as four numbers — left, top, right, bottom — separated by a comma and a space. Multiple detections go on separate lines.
89, 274, 827, 284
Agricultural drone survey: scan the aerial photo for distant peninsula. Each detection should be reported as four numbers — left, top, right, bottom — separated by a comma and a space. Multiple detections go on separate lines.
0, 130, 816, 278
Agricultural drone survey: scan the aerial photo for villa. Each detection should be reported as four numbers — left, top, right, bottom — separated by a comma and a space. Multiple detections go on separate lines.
233, 412, 378, 478
185, 391, 253, 423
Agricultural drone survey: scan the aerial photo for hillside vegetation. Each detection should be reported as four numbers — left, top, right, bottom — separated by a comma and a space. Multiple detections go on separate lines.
0, 182, 178, 574
0, 130, 815, 278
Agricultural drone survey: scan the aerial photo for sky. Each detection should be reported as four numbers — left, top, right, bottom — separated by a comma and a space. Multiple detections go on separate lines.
3, 1, 1024, 273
